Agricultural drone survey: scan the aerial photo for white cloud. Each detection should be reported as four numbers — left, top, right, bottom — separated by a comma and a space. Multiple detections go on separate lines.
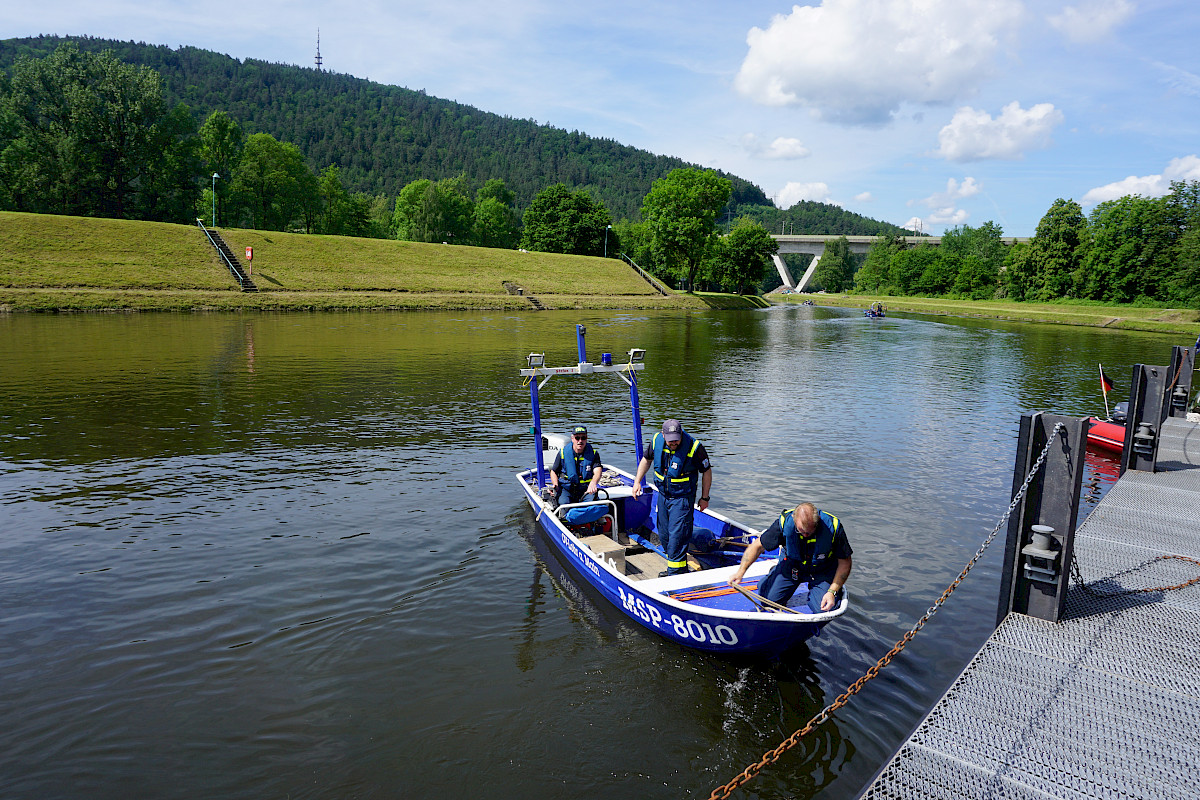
1048, 0, 1134, 44
734, 0, 1023, 125
902, 216, 927, 233
936, 101, 1064, 161
741, 134, 811, 159
777, 182, 837, 207
1081, 155, 1200, 206
764, 137, 811, 159
920, 177, 982, 207
927, 207, 971, 225
905, 177, 979, 230
855, 191, 873, 202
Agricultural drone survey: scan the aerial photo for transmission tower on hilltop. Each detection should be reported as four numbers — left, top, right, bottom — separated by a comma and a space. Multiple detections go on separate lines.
315, 29, 323, 71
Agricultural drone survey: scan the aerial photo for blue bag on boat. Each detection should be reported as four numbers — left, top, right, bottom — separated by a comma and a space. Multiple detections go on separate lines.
563, 504, 608, 525
689, 526, 718, 553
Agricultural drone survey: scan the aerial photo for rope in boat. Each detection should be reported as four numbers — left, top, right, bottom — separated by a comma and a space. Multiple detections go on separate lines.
707, 422, 1066, 800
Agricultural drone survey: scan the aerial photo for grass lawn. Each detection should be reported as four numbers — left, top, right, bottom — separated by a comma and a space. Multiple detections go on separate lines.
774, 292, 1200, 336
0, 211, 734, 311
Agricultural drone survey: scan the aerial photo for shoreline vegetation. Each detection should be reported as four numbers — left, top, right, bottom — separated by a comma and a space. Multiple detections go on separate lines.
774, 293, 1199, 336
2, 211, 1197, 333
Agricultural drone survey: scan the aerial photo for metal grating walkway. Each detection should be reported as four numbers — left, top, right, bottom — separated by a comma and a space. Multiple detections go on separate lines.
858, 417, 1200, 800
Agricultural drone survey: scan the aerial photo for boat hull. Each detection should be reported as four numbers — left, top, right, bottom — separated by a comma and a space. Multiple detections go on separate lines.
517, 470, 843, 657
1087, 418, 1125, 453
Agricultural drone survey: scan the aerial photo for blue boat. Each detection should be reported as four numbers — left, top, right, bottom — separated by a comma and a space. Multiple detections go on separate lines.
864, 302, 886, 318
515, 325, 848, 657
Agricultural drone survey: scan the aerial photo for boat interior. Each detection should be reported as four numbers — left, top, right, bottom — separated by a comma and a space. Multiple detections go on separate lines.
524, 465, 818, 613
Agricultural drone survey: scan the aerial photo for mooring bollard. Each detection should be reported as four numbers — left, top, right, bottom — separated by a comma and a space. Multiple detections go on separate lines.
996, 412, 1086, 625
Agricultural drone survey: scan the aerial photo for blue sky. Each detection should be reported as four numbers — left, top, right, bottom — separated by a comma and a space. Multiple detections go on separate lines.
7, 0, 1200, 235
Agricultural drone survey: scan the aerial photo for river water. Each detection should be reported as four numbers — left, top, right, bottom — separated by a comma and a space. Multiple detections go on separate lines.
0, 308, 1181, 799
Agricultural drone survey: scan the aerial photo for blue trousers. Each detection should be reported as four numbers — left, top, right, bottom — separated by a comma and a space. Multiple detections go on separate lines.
657, 494, 694, 574
555, 485, 595, 505
757, 561, 839, 612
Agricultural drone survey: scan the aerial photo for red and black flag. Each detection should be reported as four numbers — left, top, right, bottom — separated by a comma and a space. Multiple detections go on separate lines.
1100, 365, 1115, 394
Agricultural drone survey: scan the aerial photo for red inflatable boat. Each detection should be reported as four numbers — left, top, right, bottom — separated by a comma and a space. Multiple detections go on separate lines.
1087, 417, 1125, 454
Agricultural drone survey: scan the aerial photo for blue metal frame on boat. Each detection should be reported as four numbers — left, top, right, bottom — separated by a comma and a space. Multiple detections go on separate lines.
516, 325, 848, 657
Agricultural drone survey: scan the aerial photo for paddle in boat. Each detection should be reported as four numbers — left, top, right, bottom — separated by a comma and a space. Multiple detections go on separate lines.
514, 325, 848, 657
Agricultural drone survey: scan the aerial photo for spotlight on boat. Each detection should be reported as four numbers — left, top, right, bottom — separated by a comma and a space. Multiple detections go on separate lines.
527, 352, 545, 369
627, 348, 646, 364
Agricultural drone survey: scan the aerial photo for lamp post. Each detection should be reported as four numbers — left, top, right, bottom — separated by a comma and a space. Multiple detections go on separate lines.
604, 224, 611, 258
211, 173, 220, 227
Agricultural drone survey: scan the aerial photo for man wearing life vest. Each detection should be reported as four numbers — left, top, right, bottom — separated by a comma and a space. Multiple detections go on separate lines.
549, 424, 602, 508
728, 502, 853, 611
632, 419, 712, 576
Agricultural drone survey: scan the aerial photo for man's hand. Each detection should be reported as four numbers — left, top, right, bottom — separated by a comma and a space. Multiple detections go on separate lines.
632, 481, 642, 498
820, 590, 837, 611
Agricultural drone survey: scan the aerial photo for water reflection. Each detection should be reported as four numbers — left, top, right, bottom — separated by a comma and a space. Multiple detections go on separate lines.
0, 309, 1187, 800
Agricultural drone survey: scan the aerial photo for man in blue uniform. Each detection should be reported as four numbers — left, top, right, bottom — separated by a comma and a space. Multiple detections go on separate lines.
549, 425, 602, 507
632, 419, 712, 576
728, 502, 852, 612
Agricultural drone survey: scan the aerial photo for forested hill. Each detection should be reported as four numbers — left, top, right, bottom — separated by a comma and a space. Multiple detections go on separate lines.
0, 34, 905, 234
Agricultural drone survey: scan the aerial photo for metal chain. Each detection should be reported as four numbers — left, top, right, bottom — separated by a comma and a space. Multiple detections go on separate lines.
708, 422, 1066, 800
1071, 555, 1200, 597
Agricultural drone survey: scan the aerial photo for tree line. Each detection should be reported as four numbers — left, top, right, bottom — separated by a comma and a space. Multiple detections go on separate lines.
805, 184, 1198, 306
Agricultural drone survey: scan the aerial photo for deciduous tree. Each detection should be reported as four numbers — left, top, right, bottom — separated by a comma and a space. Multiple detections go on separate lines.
1030, 198, 1088, 300
813, 236, 855, 292
854, 235, 903, 293
520, 183, 612, 255
709, 218, 777, 294
0, 43, 197, 220
231, 132, 318, 231
641, 168, 732, 290
392, 176, 474, 243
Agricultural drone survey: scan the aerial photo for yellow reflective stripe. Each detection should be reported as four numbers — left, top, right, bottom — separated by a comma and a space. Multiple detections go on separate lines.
667, 559, 689, 568
687, 439, 700, 457
654, 471, 665, 480
669, 477, 690, 482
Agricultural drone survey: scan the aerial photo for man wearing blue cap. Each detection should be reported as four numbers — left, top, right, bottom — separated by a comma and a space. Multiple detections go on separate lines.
632, 419, 712, 576
550, 424, 602, 508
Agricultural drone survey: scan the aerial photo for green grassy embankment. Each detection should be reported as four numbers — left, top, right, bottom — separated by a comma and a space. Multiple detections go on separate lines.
0, 211, 765, 312
773, 292, 1200, 336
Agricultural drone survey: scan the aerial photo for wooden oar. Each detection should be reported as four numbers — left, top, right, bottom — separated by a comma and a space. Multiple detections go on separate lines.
730, 582, 799, 614
714, 537, 751, 549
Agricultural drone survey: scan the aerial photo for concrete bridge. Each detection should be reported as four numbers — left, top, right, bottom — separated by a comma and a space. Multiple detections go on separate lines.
772, 234, 1030, 292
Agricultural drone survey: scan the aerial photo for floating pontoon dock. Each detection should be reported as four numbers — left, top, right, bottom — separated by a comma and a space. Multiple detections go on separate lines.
859, 354, 1200, 799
